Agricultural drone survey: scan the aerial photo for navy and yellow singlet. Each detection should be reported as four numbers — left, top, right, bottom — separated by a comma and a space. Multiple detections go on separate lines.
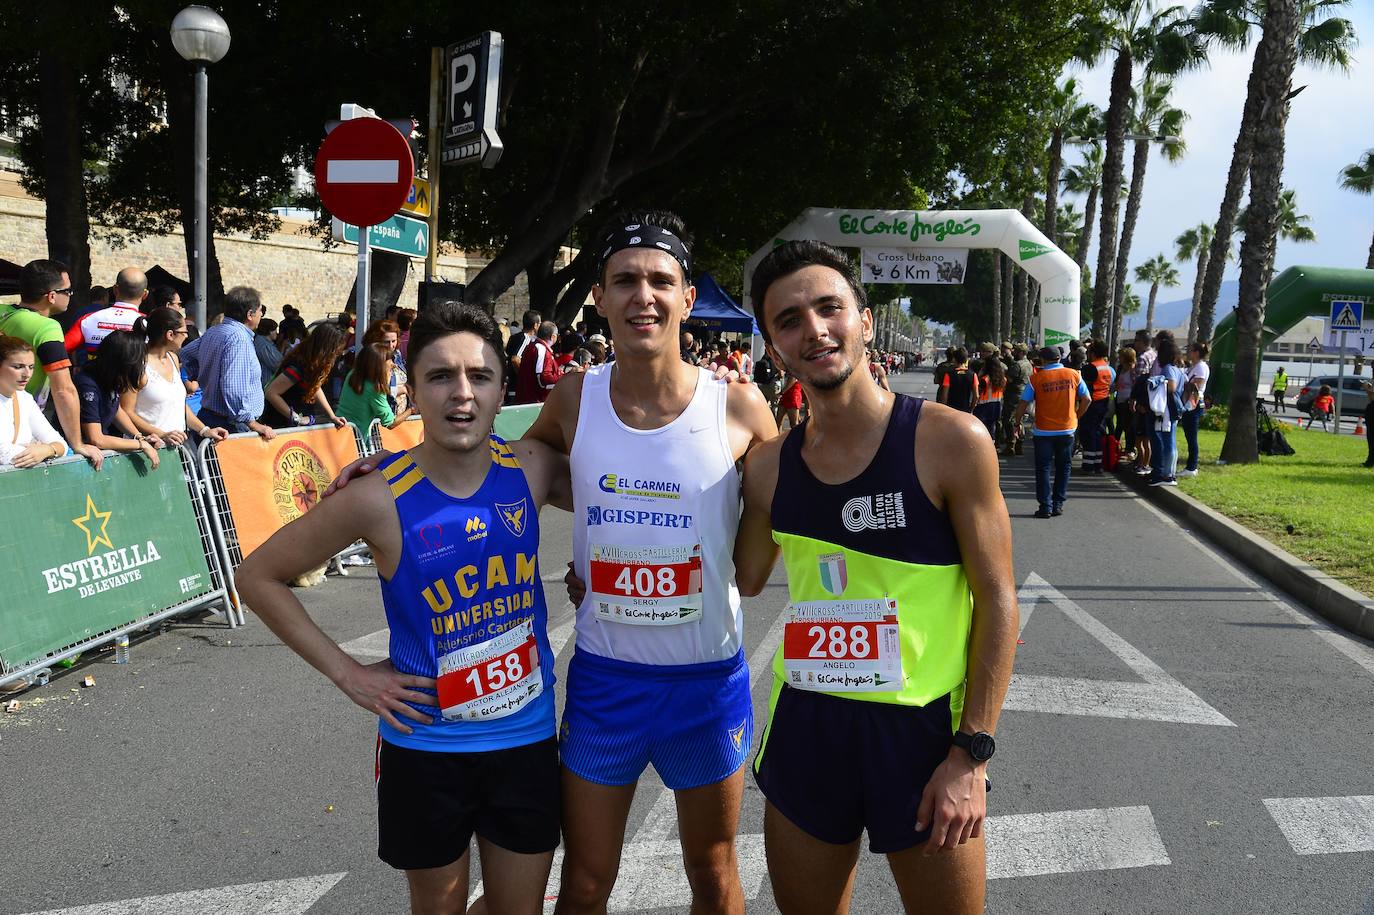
374, 438, 555, 753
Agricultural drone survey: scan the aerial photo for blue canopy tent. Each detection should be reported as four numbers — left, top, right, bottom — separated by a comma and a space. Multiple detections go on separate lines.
687, 273, 759, 335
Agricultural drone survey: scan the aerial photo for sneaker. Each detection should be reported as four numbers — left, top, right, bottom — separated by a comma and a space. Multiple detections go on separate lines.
1177, 469, 1198, 478
1051, 506, 1064, 516
1034, 508, 1052, 519
1136, 467, 1151, 476
1162, 477, 1178, 486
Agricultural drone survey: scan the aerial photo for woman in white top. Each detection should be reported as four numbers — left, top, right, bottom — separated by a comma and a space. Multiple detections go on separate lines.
0, 335, 68, 468
1178, 340, 1211, 478
123, 307, 228, 446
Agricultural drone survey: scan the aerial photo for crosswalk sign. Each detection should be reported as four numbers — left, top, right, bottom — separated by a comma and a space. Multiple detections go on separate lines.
1330, 300, 1363, 330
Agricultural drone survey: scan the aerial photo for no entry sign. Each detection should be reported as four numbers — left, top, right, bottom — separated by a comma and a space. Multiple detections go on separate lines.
314, 118, 414, 227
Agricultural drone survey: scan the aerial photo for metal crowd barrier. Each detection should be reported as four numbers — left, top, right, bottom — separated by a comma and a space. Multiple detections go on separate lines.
0, 445, 234, 690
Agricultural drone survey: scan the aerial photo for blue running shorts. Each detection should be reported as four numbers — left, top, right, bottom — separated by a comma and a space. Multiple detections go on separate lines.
559, 647, 753, 791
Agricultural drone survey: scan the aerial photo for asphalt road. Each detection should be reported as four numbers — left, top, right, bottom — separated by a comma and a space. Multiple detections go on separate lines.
3, 371, 1373, 914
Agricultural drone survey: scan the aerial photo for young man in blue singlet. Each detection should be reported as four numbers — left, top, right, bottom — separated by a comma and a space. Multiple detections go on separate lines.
238, 303, 572, 915
733, 242, 1018, 914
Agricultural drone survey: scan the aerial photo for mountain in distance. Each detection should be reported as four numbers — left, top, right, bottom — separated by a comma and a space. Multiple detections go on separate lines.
1121, 280, 1238, 333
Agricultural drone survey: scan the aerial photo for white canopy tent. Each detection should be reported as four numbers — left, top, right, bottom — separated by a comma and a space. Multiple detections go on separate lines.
742, 208, 1080, 350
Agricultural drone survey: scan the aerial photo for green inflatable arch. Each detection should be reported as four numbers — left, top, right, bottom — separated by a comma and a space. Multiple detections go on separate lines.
1208, 265, 1374, 404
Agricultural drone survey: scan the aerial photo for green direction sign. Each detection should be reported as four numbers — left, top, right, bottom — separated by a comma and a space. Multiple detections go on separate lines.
0, 454, 214, 670
338, 212, 429, 259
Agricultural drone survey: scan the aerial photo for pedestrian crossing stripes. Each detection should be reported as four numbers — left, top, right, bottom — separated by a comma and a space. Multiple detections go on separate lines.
1263, 795, 1374, 856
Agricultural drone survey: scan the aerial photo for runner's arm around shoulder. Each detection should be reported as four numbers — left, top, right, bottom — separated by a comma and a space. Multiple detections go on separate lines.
925, 409, 1017, 736
734, 435, 783, 596
235, 473, 437, 734
508, 437, 573, 512
726, 377, 779, 460
521, 370, 583, 456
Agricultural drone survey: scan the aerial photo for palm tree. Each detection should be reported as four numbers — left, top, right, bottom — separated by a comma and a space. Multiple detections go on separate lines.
1220, 0, 1303, 466
1134, 254, 1181, 336
1112, 75, 1187, 348
1191, 0, 1356, 343
1175, 222, 1215, 344
1074, 0, 1204, 339
1056, 201, 1086, 255
1338, 149, 1374, 268
1042, 79, 1101, 247
1237, 187, 1317, 284
1062, 143, 1105, 272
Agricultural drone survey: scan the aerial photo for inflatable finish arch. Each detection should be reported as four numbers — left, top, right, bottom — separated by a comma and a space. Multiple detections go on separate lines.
742, 209, 1080, 347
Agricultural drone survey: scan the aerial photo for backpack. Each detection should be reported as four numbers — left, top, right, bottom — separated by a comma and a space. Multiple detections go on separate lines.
1081, 361, 1099, 386
945, 368, 977, 412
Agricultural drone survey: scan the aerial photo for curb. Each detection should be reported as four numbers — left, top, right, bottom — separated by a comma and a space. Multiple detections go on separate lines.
1115, 467, 1374, 640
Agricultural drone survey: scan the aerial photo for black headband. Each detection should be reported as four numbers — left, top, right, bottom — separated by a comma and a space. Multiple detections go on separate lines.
597, 223, 691, 280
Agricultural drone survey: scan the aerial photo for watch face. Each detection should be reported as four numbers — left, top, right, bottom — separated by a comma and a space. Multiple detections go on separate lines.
970, 732, 996, 761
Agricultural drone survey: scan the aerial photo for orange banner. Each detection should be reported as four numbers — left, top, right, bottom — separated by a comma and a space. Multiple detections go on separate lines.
212, 425, 362, 558
377, 417, 425, 454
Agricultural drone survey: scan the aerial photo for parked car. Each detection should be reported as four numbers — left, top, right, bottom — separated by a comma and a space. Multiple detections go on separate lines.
1294, 375, 1369, 417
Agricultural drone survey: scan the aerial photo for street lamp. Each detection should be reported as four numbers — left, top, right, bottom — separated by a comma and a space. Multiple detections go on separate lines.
170, 6, 230, 333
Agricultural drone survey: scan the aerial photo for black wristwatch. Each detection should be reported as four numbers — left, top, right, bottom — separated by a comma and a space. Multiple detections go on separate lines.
952, 730, 996, 763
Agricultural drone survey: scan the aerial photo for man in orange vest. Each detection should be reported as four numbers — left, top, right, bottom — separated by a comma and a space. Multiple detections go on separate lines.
1010, 346, 1090, 518
1079, 339, 1116, 475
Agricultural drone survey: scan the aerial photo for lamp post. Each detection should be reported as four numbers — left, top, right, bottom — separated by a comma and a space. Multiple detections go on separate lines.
170, 6, 230, 333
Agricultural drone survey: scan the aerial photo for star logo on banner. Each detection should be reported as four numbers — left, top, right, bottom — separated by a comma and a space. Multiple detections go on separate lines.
72, 494, 113, 555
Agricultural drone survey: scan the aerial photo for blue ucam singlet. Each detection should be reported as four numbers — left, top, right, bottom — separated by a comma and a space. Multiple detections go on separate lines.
374, 438, 555, 753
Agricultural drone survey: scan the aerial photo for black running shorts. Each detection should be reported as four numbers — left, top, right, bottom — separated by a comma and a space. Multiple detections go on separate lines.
375, 735, 561, 870
753, 686, 957, 854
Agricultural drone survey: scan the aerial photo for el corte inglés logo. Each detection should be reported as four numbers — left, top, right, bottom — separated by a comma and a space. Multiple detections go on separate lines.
271, 441, 333, 524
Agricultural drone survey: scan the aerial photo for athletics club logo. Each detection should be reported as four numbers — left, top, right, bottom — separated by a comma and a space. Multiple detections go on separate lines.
842, 492, 906, 532
818, 551, 847, 595
496, 498, 528, 537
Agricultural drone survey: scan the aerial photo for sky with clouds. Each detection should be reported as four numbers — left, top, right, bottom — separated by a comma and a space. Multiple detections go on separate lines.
1069, 3, 1374, 307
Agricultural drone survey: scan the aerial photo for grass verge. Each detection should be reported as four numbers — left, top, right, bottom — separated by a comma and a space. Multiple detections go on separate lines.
1174, 425, 1374, 596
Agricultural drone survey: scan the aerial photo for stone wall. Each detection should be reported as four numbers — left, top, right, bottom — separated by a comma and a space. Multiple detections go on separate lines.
0, 171, 549, 326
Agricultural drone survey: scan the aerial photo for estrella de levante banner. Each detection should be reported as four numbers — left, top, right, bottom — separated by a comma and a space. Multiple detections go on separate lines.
0, 452, 214, 672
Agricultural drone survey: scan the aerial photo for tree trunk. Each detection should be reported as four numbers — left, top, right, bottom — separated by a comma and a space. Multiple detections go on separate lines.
524, 242, 566, 315
1018, 192, 1036, 340
1113, 139, 1151, 334
1076, 183, 1099, 272
1146, 281, 1159, 337
1221, 0, 1301, 465
343, 250, 411, 321
1045, 130, 1063, 244
1197, 41, 1269, 344
1186, 247, 1210, 345
464, 190, 599, 308
1092, 48, 1133, 336
1000, 254, 1014, 341
36, 48, 92, 311
990, 251, 1003, 342
1012, 266, 1028, 341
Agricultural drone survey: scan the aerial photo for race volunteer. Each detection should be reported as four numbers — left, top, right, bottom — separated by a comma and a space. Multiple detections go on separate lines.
735, 240, 1017, 915
1079, 339, 1116, 475
237, 303, 572, 915
1010, 346, 1090, 518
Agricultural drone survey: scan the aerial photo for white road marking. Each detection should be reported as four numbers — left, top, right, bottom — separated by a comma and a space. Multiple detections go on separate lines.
1008, 574, 1234, 726
548, 614, 576, 660
327, 159, 399, 183
747, 604, 788, 684
1114, 475, 1374, 680
339, 628, 389, 659
17, 873, 347, 915
635, 784, 680, 841
1263, 796, 1374, 855
986, 806, 1170, 879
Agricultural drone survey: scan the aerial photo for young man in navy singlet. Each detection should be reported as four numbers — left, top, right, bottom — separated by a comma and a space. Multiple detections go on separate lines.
733, 241, 1018, 914
238, 303, 572, 915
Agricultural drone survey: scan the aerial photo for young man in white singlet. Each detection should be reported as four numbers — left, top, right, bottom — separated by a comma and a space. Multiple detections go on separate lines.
238, 303, 572, 915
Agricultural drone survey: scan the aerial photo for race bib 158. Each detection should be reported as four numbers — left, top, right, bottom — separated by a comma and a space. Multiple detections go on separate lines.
437, 619, 542, 721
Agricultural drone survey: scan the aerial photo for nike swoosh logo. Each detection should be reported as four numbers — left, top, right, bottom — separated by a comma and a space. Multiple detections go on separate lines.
690, 425, 712, 434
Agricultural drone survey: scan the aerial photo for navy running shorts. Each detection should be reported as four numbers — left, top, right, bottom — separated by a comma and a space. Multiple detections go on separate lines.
559, 647, 753, 791
753, 685, 957, 854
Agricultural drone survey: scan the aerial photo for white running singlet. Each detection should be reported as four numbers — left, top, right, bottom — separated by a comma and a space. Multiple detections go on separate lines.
570, 363, 743, 665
